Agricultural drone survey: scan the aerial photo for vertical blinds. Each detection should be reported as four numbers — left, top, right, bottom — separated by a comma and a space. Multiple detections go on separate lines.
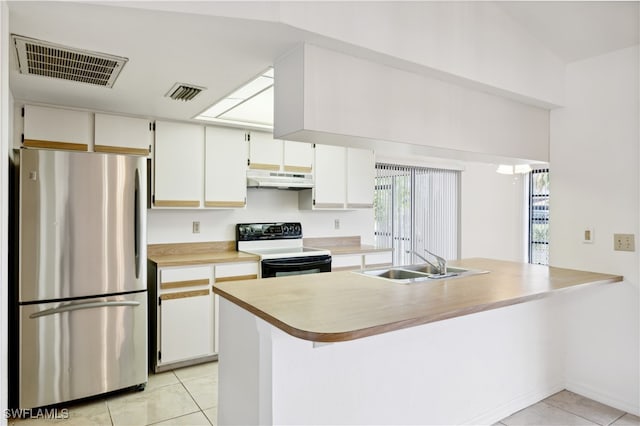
374, 163, 460, 266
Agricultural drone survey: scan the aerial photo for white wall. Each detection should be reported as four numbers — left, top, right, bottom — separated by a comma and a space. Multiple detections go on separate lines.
461, 162, 527, 262
550, 45, 639, 414
1, 1, 9, 422
147, 188, 375, 245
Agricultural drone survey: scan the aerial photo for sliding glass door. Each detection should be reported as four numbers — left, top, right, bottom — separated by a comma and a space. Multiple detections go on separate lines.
374, 164, 460, 266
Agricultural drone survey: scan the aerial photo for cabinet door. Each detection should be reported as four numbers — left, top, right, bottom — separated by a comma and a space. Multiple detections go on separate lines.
248, 132, 282, 171
205, 126, 247, 208
347, 147, 375, 208
314, 144, 346, 208
95, 113, 152, 156
283, 140, 313, 173
159, 290, 214, 364
154, 121, 204, 208
23, 105, 91, 151
158, 266, 214, 365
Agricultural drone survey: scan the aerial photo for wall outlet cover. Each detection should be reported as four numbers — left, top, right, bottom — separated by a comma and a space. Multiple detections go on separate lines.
583, 228, 594, 243
192, 221, 201, 234
613, 233, 635, 252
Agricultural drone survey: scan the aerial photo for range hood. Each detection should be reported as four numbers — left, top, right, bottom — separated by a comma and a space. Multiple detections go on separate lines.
247, 170, 313, 190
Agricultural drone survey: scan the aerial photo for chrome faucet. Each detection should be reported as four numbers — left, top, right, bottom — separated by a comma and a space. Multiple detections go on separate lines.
405, 249, 447, 275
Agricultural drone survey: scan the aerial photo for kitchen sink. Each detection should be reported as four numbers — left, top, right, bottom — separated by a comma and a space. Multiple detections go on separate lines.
356, 265, 489, 284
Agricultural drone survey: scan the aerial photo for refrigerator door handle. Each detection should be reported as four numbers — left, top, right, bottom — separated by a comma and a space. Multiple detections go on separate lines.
29, 300, 141, 319
134, 167, 141, 279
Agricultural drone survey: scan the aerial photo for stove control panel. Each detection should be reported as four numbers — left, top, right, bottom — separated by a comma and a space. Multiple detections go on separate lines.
236, 222, 302, 241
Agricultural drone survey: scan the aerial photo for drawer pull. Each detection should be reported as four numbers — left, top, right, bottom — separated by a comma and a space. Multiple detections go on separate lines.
160, 289, 210, 301
160, 279, 209, 290
216, 274, 258, 283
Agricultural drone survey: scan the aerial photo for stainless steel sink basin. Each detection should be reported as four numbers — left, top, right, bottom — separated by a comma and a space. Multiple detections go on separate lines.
356, 264, 489, 284
363, 268, 433, 281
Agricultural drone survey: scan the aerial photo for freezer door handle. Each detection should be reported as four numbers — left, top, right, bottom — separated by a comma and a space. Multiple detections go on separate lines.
29, 300, 141, 319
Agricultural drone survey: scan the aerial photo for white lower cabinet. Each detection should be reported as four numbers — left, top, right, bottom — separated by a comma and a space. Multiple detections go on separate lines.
160, 291, 214, 364
154, 265, 215, 370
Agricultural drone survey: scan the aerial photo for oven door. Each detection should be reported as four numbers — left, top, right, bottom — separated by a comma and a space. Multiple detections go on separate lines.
261, 255, 332, 278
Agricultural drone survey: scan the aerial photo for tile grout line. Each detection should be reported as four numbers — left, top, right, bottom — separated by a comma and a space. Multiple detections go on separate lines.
177, 378, 215, 425
541, 400, 614, 426
607, 412, 627, 426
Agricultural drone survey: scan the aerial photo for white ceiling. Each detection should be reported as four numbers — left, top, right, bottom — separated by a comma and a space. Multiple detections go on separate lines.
497, 1, 639, 63
7, 1, 640, 125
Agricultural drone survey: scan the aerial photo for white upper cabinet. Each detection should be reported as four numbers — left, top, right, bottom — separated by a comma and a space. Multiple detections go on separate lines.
23, 105, 92, 151
94, 113, 152, 156
153, 120, 204, 208
311, 144, 346, 208
204, 126, 248, 208
283, 140, 313, 173
346, 147, 375, 208
248, 132, 282, 170
299, 144, 375, 210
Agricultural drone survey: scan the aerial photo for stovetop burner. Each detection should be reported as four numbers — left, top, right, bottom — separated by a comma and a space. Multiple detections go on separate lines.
236, 222, 331, 260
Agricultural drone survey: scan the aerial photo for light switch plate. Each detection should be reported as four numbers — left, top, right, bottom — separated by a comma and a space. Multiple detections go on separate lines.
583, 228, 594, 243
613, 233, 635, 252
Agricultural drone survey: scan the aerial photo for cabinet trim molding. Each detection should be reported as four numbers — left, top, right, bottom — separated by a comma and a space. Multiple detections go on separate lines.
314, 202, 345, 209
346, 203, 374, 209
160, 279, 210, 290
95, 145, 150, 156
283, 165, 312, 173
159, 289, 210, 300
204, 200, 246, 208
23, 139, 88, 151
215, 274, 258, 283
249, 163, 280, 171
154, 200, 201, 208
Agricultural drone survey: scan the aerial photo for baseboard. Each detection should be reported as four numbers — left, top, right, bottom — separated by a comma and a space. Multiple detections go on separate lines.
464, 382, 565, 426
565, 380, 640, 416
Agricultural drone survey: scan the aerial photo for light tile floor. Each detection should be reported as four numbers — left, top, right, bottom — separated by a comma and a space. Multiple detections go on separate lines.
9, 361, 640, 426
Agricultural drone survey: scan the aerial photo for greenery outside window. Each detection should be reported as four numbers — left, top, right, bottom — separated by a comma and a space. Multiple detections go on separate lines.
528, 169, 550, 265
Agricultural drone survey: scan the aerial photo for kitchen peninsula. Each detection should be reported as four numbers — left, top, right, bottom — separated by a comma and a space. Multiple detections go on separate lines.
213, 258, 622, 425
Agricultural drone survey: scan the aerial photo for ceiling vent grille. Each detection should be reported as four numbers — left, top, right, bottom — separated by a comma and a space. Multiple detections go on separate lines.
12, 34, 127, 88
166, 83, 205, 101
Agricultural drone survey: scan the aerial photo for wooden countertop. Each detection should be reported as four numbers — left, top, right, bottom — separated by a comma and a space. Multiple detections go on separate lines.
321, 245, 392, 255
148, 241, 259, 267
213, 258, 622, 343
303, 236, 392, 255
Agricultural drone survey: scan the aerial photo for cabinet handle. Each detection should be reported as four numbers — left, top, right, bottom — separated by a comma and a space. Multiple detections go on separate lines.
160, 279, 209, 290
160, 289, 210, 301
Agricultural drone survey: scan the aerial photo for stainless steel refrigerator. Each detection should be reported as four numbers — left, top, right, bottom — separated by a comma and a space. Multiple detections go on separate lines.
12, 148, 147, 409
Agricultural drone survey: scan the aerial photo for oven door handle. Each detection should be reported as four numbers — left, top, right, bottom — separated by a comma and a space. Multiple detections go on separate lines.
262, 258, 332, 268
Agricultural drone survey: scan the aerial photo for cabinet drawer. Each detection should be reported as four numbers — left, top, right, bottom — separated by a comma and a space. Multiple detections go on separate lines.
160, 266, 212, 290
332, 254, 363, 270
214, 262, 259, 281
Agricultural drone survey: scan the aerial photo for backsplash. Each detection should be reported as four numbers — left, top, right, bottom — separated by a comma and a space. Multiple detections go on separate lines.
147, 188, 375, 245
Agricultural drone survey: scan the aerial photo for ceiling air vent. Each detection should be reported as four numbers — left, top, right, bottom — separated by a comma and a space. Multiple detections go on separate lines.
12, 34, 127, 88
165, 83, 205, 101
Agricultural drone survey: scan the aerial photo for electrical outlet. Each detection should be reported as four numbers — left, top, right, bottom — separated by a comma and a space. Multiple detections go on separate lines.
192, 221, 200, 234
334, 219, 340, 230
613, 233, 635, 252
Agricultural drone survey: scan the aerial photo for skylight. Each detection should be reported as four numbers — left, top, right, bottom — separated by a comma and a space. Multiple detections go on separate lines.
195, 67, 274, 129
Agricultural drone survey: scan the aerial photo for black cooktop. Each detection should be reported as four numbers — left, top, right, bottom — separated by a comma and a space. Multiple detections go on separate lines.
236, 222, 303, 241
